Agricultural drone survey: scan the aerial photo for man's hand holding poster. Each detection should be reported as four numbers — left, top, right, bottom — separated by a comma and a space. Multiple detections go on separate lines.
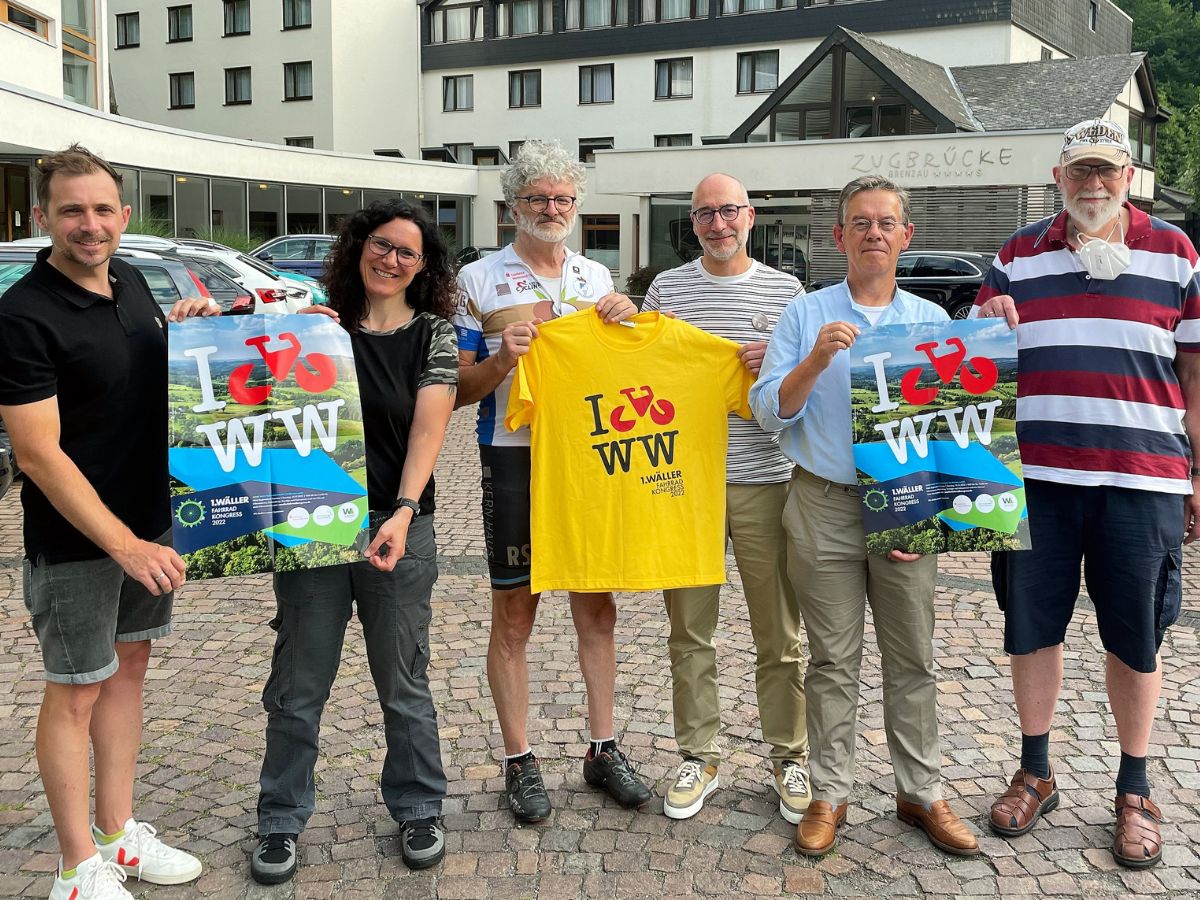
168, 314, 368, 578
850, 319, 1030, 554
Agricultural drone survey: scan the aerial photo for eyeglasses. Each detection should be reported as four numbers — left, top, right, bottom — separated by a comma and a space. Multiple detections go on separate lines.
844, 217, 904, 234
690, 204, 749, 226
365, 234, 423, 267
515, 195, 577, 213
1063, 163, 1126, 182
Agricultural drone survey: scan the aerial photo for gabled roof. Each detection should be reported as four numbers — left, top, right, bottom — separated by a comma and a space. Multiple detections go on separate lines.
952, 53, 1150, 131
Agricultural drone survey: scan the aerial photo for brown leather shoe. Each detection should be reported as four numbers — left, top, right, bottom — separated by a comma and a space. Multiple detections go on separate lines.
896, 798, 980, 856
1112, 794, 1163, 869
794, 800, 847, 857
989, 767, 1059, 837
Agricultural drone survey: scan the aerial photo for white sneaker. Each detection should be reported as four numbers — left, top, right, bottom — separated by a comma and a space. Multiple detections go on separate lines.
48, 853, 132, 900
664, 757, 719, 820
93, 818, 202, 885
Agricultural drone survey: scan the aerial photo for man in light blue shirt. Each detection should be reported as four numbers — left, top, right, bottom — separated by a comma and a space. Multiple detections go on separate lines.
750, 175, 977, 860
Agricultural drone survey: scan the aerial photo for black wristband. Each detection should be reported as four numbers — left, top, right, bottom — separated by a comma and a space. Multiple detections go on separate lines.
390, 497, 420, 516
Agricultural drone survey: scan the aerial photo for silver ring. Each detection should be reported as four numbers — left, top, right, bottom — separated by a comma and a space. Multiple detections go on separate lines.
155, 571, 168, 582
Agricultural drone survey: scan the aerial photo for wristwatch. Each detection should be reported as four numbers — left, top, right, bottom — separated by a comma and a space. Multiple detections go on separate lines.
390, 497, 421, 517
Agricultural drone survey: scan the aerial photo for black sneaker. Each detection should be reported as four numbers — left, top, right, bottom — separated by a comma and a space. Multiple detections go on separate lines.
583, 746, 653, 808
504, 753, 552, 823
399, 817, 445, 870
250, 833, 298, 885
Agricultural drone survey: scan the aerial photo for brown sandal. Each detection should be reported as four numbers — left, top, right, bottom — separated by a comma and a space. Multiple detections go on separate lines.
1112, 794, 1163, 869
989, 767, 1058, 837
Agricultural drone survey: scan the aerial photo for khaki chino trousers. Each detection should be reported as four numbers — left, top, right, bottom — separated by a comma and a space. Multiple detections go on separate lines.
783, 468, 941, 805
664, 481, 808, 766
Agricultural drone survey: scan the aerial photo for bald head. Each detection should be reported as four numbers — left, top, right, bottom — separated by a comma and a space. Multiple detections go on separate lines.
691, 172, 749, 208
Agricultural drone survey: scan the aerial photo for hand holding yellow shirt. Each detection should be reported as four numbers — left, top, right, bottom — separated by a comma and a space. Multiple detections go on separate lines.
505, 308, 754, 593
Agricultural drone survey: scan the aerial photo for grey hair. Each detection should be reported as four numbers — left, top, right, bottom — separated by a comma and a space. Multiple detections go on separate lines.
837, 175, 911, 225
501, 140, 587, 206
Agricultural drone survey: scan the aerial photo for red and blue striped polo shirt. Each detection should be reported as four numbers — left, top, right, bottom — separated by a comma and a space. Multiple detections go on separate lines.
974, 202, 1200, 495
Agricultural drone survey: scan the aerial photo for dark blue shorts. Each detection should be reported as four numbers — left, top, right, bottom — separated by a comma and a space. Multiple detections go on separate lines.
991, 479, 1183, 673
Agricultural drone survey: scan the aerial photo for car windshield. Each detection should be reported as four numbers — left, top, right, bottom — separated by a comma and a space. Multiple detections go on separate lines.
239, 253, 282, 278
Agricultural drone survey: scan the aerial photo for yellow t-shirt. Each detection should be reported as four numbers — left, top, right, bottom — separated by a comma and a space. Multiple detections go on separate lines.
505, 309, 754, 593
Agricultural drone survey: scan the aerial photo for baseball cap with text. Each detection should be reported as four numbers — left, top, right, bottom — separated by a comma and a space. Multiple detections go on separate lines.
1060, 118, 1132, 165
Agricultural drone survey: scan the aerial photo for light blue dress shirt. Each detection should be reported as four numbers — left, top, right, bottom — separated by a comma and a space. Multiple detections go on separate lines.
750, 280, 950, 484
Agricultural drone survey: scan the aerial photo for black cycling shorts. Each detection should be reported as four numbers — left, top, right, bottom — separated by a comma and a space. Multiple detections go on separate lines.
479, 444, 532, 590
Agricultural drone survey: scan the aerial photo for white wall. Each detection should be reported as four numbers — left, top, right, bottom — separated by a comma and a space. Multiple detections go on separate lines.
0, 0, 63, 100
108, 0, 335, 147
329, 0, 421, 156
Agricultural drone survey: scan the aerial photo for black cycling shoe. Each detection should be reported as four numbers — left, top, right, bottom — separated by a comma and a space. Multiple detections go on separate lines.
504, 753, 552, 823
250, 833, 298, 885
399, 817, 445, 870
583, 746, 653, 808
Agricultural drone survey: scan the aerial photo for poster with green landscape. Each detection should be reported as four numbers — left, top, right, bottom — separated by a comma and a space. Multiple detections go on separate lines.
850, 319, 1029, 554
167, 315, 368, 578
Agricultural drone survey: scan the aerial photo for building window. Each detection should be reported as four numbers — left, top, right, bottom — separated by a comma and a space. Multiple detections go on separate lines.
2, 2, 50, 38
583, 215, 620, 269
509, 140, 526, 159
1088, 0, 1098, 31
509, 69, 541, 108
169, 71, 195, 109
284, 61, 313, 100
428, 1, 483, 43
1129, 115, 1155, 167
168, 5, 192, 41
737, 50, 778, 93
495, 0, 552, 36
1040, 46, 1052, 60
579, 137, 614, 163
655, 57, 692, 99
641, 0, 709, 22
722, 0, 795, 10
283, 0, 311, 29
115, 12, 139, 48
655, 133, 692, 146
566, 0, 628, 28
224, 66, 251, 105
62, 0, 98, 107
224, 0, 250, 36
497, 202, 517, 246
285, 136, 314, 147
580, 64, 614, 104
445, 142, 472, 163
443, 74, 473, 111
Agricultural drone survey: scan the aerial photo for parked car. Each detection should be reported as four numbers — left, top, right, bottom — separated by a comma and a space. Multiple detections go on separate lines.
456, 246, 502, 267
0, 430, 13, 501
169, 245, 313, 313
251, 234, 335, 278
807, 250, 992, 319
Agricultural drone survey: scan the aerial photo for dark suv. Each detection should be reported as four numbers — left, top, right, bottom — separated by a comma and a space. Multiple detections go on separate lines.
809, 250, 992, 319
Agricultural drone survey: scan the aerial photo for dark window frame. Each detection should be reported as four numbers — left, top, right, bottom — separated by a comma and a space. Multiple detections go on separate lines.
579, 63, 614, 104
641, 0, 708, 24
427, 1, 484, 43
285, 136, 314, 147
223, 0, 251, 36
169, 71, 195, 109
282, 0, 312, 29
167, 5, 193, 42
654, 133, 692, 146
720, 0, 796, 12
579, 136, 614, 163
283, 60, 313, 101
443, 73, 474, 111
224, 65, 252, 105
508, 68, 541, 108
494, 0, 552, 37
115, 12, 139, 48
566, 0, 629, 29
736, 49, 778, 94
655, 56, 693, 99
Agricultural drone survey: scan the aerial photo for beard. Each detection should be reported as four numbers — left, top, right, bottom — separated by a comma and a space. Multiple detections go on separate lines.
1063, 187, 1124, 231
515, 209, 574, 244
55, 230, 118, 268
699, 228, 748, 262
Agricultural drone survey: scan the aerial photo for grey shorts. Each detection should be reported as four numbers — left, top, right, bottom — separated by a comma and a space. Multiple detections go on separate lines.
23, 533, 174, 685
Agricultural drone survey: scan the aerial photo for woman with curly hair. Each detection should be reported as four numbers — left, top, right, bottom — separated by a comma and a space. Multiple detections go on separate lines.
251, 200, 458, 884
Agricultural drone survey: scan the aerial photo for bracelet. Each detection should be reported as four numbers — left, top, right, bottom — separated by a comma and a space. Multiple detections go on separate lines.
1192, 468, 1200, 477
390, 497, 421, 516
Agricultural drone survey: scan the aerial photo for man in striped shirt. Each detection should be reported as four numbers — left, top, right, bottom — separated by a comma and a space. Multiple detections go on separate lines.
974, 118, 1200, 869
642, 173, 811, 823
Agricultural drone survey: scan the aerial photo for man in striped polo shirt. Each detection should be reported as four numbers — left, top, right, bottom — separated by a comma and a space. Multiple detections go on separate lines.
642, 173, 811, 823
975, 118, 1200, 869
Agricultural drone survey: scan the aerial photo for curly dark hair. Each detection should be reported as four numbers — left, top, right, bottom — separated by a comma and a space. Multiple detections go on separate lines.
320, 199, 457, 331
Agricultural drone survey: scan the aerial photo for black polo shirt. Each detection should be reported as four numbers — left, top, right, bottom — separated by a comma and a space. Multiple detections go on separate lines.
0, 248, 169, 563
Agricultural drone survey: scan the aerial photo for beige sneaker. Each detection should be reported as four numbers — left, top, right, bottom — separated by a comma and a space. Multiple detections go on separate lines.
664, 757, 719, 820
773, 760, 812, 824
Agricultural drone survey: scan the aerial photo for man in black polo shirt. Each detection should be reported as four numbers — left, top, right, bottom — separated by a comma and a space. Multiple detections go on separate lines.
0, 145, 212, 900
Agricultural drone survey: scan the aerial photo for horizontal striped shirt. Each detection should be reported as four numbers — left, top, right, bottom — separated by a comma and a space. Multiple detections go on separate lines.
973, 203, 1200, 494
643, 259, 802, 484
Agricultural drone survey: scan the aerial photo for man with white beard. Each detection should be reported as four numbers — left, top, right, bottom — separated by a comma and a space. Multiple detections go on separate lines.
453, 140, 652, 823
974, 119, 1200, 869
641, 174, 811, 823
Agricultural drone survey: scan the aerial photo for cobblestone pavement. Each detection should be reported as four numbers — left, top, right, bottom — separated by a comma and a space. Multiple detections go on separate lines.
1, 409, 1199, 899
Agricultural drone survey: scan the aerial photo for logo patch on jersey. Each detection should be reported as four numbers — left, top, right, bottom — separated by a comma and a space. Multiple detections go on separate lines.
494, 283, 511, 296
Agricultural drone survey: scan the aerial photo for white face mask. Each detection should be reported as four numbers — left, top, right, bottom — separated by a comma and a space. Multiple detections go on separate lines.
1076, 221, 1130, 281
